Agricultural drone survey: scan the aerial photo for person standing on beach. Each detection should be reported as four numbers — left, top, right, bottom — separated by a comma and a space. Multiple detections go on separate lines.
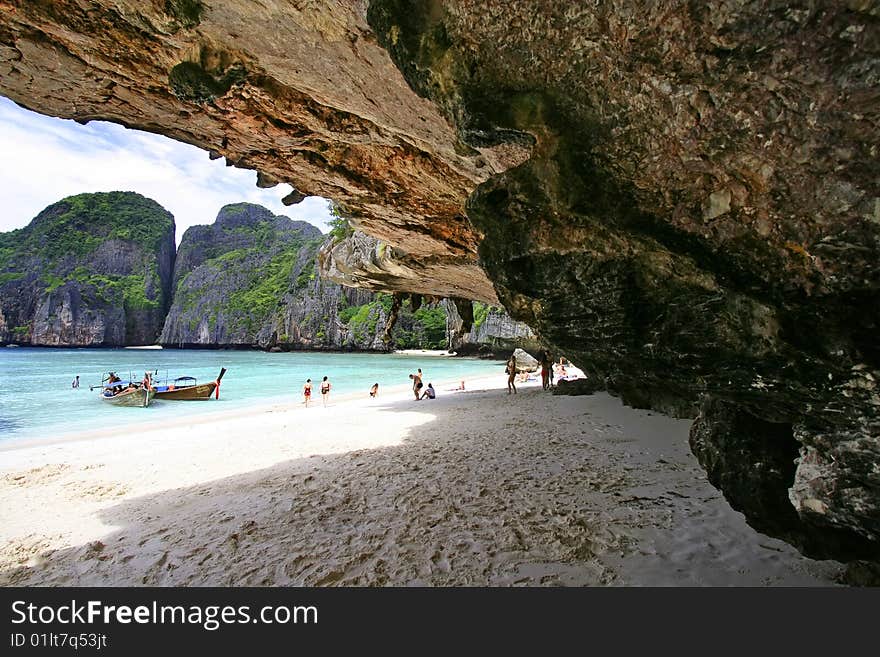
303, 378, 312, 407
506, 354, 517, 395
409, 372, 423, 400
320, 376, 331, 406
539, 351, 551, 390
71, 375, 80, 389
369, 382, 379, 398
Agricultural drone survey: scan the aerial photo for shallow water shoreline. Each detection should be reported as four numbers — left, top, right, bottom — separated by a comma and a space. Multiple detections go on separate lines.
0, 347, 503, 444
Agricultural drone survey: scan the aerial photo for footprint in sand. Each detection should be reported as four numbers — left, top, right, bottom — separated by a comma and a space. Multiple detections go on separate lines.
2, 464, 71, 487
61, 480, 130, 500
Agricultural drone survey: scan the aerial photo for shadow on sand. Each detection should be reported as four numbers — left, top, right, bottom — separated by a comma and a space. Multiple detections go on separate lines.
0, 388, 844, 586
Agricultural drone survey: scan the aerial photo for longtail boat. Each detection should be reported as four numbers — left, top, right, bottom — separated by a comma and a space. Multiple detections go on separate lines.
152, 368, 226, 400
101, 381, 155, 407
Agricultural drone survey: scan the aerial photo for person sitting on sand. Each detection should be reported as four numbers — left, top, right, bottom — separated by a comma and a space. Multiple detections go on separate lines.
506, 354, 517, 395
303, 378, 312, 407
320, 376, 331, 406
558, 357, 569, 379
553, 362, 567, 381
420, 382, 436, 400
369, 382, 379, 398
409, 372, 423, 400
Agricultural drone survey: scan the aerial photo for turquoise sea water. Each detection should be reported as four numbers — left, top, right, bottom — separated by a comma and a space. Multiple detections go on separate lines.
0, 348, 502, 443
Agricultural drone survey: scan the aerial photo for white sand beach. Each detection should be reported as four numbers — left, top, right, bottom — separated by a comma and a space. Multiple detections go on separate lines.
0, 374, 843, 586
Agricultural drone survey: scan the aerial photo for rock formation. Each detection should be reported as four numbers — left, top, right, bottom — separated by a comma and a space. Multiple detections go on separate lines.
320, 228, 536, 353
445, 298, 539, 357
511, 348, 539, 373
1, 2, 877, 560
161, 201, 428, 350
162, 202, 513, 350
0, 192, 175, 346
0, 196, 528, 352
160, 202, 332, 348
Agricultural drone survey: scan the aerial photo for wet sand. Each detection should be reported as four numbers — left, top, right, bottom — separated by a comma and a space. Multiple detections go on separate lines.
0, 376, 843, 586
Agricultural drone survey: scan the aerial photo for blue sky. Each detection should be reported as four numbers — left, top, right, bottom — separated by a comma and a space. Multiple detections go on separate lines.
0, 96, 333, 243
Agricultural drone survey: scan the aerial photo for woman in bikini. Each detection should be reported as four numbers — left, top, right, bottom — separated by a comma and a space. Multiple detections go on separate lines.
302, 378, 312, 407
409, 372, 423, 400
320, 376, 331, 406
506, 354, 517, 395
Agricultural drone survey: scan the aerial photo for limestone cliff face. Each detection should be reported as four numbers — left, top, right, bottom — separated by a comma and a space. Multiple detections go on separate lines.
0, 192, 175, 346
319, 229, 497, 303
160, 203, 450, 351
444, 299, 538, 357
320, 229, 531, 352
2, 2, 878, 560
160, 203, 346, 349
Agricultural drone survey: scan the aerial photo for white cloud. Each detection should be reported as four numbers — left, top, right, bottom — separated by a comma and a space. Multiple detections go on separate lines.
0, 97, 334, 243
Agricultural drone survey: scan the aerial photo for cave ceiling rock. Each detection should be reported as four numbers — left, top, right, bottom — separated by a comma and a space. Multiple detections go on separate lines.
0, 0, 506, 302
318, 229, 498, 304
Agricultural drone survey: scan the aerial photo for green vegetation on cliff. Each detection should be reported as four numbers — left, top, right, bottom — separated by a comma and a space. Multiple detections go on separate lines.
165, 207, 326, 343
228, 248, 305, 317
473, 301, 489, 330
340, 294, 447, 349
171, 220, 454, 346
0, 191, 175, 346
394, 302, 446, 349
0, 191, 173, 302
66, 267, 161, 310
2, 192, 173, 267
326, 203, 354, 244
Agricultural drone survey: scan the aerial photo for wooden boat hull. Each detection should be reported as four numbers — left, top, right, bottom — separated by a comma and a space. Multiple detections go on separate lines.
101, 387, 155, 407
153, 382, 217, 400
